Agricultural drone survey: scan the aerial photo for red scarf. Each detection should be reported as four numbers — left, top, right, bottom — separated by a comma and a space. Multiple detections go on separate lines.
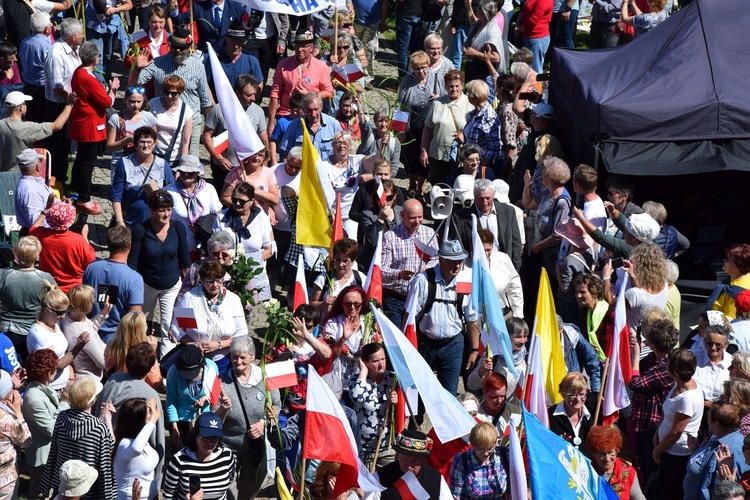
608, 459, 635, 499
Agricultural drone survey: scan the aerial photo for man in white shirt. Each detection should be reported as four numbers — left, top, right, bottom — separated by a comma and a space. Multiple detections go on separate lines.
270, 146, 301, 290
43, 17, 83, 183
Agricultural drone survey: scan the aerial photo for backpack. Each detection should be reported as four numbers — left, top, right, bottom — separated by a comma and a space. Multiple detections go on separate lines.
414, 267, 465, 337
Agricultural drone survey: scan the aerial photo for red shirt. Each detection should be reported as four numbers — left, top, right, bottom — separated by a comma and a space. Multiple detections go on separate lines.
522, 0, 553, 39
70, 67, 115, 143
30, 226, 96, 293
270, 56, 334, 117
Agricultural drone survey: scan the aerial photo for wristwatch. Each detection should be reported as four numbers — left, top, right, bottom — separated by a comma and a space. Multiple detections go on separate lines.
563, 5, 572, 12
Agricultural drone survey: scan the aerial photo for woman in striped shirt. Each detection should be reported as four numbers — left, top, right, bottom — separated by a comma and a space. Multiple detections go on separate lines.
162, 412, 236, 500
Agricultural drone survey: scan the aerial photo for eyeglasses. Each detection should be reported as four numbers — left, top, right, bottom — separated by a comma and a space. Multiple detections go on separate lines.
385, 194, 395, 202
414, 66, 429, 71
338, 45, 351, 50
334, 257, 352, 265
704, 340, 726, 348
563, 392, 588, 400
212, 251, 231, 259
343, 301, 362, 309
128, 86, 146, 95
341, 22, 353, 28
203, 278, 224, 285
164, 90, 180, 96
49, 308, 67, 316
232, 197, 251, 205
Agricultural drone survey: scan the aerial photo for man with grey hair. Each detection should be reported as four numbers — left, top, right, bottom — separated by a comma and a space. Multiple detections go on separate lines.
278, 92, 342, 161
712, 481, 745, 500
19, 11, 54, 122
446, 178, 522, 270
43, 17, 84, 182
0, 90, 74, 172
13, 149, 54, 232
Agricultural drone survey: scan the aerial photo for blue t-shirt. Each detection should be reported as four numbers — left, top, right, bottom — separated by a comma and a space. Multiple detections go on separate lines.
0, 333, 20, 373
352, 0, 381, 25
271, 115, 293, 143
204, 50, 263, 93
83, 260, 145, 342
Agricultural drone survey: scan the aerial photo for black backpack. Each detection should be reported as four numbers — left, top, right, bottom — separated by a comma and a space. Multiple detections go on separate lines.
414, 267, 465, 337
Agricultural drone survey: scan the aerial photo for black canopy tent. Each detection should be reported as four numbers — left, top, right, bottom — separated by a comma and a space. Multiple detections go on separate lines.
549, 0, 750, 176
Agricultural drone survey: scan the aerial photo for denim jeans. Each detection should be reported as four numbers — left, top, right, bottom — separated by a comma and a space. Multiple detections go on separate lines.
419, 333, 463, 395
382, 295, 406, 329
554, 10, 579, 48
88, 29, 115, 82
524, 35, 550, 73
450, 24, 470, 70
396, 14, 423, 78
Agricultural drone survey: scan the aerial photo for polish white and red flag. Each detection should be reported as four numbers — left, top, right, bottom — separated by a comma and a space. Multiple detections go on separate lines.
390, 110, 409, 133
213, 130, 229, 156
522, 333, 549, 428
292, 253, 308, 310
394, 471, 429, 500
364, 230, 383, 304
264, 359, 298, 391
203, 362, 222, 407
303, 369, 383, 497
331, 64, 365, 85
413, 238, 437, 264
602, 274, 633, 426
375, 175, 387, 207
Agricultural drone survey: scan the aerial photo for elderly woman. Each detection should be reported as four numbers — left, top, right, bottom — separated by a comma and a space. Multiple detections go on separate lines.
220, 148, 279, 215
0, 369, 31, 499
128, 190, 191, 358
420, 70, 473, 186
573, 273, 609, 360
467, 317, 529, 396
112, 126, 175, 227
548, 372, 594, 457
214, 182, 274, 303
214, 336, 281, 499
443, 144, 496, 187
398, 51, 435, 200
449, 421, 507, 498
334, 91, 365, 151
151, 75, 193, 164
39, 376, 116, 500
358, 179, 404, 269
310, 238, 366, 313
22, 349, 68, 500
162, 412, 235, 500
27, 284, 89, 392
708, 244, 750, 319
171, 260, 248, 375
60, 285, 109, 379
358, 109, 403, 171
69, 41, 119, 216
462, 0, 504, 82
106, 85, 158, 171
424, 33, 455, 97
325, 131, 377, 238
587, 426, 645, 499
177, 230, 235, 303
165, 155, 223, 259
464, 80, 503, 175
0, 236, 56, 361
328, 31, 365, 111
321, 285, 372, 398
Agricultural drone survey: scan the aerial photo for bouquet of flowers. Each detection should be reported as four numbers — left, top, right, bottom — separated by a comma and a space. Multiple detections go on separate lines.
262, 298, 298, 362
222, 245, 263, 309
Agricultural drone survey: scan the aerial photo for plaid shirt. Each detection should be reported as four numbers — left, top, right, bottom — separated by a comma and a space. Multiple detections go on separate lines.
628, 352, 674, 432
281, 196, 327, 273
382, 224, 437, 297
465, 102, 502, 162
449, 448, 507, 498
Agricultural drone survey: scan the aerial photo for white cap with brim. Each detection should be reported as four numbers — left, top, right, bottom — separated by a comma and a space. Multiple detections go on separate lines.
5, 91, 33, 107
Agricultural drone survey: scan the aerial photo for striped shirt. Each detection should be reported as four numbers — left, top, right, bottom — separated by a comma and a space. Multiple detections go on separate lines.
162, 445, 236, 500
382, 224, 438, 297
137, 54, 212, 123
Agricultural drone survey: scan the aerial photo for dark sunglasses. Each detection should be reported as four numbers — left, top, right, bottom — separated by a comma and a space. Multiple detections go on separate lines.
164, 90, 180, 96
231, 197, 251, 205
385, 194, 395, 202
705, 340, 726, 348
49, 308, 67, 316
343, 301, 362, 308
341, 22, 352, 28
338, 45, 351, 50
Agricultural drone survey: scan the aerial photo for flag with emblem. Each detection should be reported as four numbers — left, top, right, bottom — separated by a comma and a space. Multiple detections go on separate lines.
390, 110, 409, 133
303, 369, 383, 497
297, 120, 333, 247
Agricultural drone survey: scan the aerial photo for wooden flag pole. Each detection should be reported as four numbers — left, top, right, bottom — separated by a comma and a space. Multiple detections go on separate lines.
592, 357, 610, 425
297, 457, 307, 500
370, 394, 394, 472
333, 9, 339, 56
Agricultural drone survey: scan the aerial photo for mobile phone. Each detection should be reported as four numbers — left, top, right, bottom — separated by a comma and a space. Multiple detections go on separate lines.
96, 284, 109, 303
189, 475, 201, 495
611, 257, 624, 269
518, 92, 542, 103
107, 284, 119, 303
536, 73, 551, 81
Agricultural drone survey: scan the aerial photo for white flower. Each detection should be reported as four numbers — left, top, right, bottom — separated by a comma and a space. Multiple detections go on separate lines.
236, 245, 246, 256
227, 248, 236, 260
264, 298, 279, 311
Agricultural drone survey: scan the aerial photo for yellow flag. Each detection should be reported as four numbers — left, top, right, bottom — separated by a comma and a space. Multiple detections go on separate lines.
275, 467, 294, 500
296, 122, 332, 247
535, 267, 567, 405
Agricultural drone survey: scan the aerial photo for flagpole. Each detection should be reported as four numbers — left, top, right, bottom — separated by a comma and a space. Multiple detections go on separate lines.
370, 394, 393, 472
520, 333, 535, 402
297, 457, 306, 500
417, 218, 447, 275
333, 9, 339, 55
593, 357, 610, 425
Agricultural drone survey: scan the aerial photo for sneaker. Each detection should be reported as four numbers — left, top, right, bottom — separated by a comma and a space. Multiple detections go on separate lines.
76, 200, 102, 215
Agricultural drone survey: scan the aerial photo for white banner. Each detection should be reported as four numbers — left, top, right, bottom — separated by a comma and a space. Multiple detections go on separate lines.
237, 0, 334, 17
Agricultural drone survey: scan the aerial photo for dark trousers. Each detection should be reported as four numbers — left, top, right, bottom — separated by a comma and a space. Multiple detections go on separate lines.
427, 158, 454, 186
271, 228, 292, 286
23, 83, 47, 123
382, 294, 406, 329
7, 332, 28, 366
70, 141, 100, 203
211, 162, 232, 193
659, 452, 690, 500
244, 36, 279, 87
418, 333, 464, 396
634, 428, 657, 484
590, 20, 620, 49
43, 100, 71, 183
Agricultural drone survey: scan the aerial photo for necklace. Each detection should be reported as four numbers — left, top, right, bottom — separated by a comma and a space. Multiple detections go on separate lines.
205, 287, 226, 313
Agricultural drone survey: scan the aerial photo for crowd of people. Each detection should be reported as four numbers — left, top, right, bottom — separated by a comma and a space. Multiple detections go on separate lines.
0, 0, 741, 498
